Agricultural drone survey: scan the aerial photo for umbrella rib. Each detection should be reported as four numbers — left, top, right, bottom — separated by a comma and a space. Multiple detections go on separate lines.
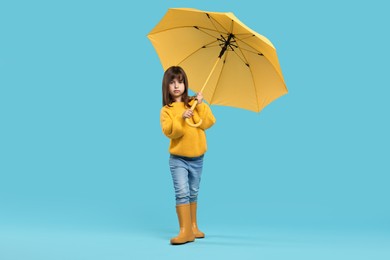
233, 33, 256, 37
234, 36, 261, 54
236, 35, 278, 70
229, 18, 234, 35
195, 27, 222, 38
248, 58, 261, 112
176, 39, 219, 66
237, 47, 263, 56
149, 26, 222, 36
231, 49, 250, 66
209, 53, 228, 105
204, 43, 223, 48
150, 26, 224, 50
232, 33, 250, 65
206, 13, 229, 35
235, 41, 261, 111
210, 49, 229, 104
235, 35, 286, 88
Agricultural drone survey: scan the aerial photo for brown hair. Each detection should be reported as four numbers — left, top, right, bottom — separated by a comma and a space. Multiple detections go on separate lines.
162, 66, 192, 108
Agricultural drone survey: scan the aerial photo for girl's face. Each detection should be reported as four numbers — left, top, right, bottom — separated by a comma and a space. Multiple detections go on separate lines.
168, 77, 185, 101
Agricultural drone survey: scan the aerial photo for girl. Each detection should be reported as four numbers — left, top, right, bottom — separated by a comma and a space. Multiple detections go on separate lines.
160, 66, 216, 245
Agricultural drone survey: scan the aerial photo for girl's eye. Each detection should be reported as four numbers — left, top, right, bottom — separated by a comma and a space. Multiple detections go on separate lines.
179, 81, 183, 84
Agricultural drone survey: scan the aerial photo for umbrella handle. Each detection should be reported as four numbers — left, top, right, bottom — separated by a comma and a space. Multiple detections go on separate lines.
185, 117, 202, 127
185, 99, 203, 128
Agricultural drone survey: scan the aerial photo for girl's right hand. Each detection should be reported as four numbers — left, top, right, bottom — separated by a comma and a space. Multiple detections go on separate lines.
182, 109, 193, 119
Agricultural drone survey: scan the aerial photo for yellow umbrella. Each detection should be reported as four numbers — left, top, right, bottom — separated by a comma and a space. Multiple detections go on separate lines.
148, 8, 287, 126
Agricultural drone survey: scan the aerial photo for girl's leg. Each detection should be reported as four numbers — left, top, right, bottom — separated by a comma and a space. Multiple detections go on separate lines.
169, 155, 195, 245
169, 155, 190, 205
187, 155, 205, 238
188, 155, 204, 203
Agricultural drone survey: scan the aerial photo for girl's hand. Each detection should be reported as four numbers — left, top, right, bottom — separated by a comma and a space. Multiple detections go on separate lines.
182, 109, 193, 119
196, 92, 203, 104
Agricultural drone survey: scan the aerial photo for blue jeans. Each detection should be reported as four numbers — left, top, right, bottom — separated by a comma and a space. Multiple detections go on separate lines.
169, 154, 204, 205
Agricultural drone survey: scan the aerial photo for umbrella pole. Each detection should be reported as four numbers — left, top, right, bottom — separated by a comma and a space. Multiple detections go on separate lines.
185, 57, 220, 127
190, 32, 232, 111
190, 57, 221, 111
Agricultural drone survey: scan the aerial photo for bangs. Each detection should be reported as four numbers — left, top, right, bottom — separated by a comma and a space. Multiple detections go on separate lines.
170, 72, 184, 82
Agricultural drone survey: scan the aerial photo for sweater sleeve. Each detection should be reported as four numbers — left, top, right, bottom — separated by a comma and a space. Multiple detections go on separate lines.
195, 102, 216, 130
160, 107, 185, 139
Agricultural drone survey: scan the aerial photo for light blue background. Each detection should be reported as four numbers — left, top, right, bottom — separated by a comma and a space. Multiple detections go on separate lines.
1, 0, 389, 259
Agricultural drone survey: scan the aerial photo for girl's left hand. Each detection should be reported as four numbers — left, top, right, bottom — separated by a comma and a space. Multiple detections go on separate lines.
196, 92, 203, 104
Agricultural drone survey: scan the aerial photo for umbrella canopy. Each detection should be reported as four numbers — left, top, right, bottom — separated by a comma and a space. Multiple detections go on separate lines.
148, 8, 287, 113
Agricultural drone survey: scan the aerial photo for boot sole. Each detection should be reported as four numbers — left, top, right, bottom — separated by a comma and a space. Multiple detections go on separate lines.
171, 239, 195, 245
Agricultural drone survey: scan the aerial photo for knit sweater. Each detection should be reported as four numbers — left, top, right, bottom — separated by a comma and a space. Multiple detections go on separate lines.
160, 100, 216, 157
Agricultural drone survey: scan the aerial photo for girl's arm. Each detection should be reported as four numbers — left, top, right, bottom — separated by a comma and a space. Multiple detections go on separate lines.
160, 108, 185, 139
195, 103, 216, 130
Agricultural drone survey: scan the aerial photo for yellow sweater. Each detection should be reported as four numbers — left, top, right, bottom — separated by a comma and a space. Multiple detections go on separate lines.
160, 100, 216, 157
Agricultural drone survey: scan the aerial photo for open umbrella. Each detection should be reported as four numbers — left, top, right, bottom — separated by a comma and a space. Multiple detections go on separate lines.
148, 8, 287, 127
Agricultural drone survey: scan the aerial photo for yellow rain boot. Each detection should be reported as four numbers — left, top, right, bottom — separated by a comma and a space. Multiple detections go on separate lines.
170, 204, 195, 245
190, 202, 205, 238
